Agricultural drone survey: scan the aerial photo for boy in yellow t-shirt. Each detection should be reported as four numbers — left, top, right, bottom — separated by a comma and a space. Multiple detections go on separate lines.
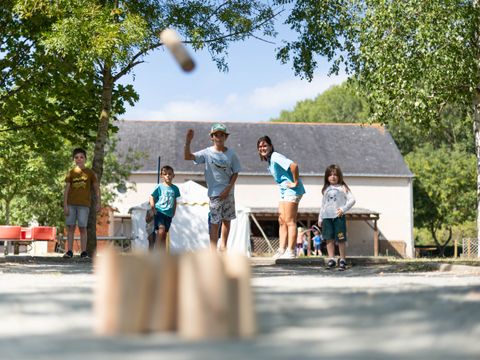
63, 148, 101, 259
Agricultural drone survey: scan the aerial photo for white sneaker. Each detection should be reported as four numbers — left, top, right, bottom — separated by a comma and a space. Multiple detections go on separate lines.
278, 249, 295, 259
272, 248, 286, 259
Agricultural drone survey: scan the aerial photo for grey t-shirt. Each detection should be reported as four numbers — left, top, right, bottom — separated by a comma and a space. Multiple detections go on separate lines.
194, 146, 241, 197
319, 184, 355, 220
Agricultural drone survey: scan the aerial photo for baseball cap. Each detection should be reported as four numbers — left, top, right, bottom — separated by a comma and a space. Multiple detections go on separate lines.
210, 123, 229, 135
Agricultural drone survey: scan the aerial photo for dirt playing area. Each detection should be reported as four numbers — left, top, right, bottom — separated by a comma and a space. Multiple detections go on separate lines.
1, 256, 479, 360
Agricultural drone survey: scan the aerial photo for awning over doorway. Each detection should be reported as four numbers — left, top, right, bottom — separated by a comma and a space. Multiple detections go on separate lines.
250, 207, 381, 256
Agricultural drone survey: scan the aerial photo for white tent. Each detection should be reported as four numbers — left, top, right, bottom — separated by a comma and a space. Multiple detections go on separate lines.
128, 181, 251, 256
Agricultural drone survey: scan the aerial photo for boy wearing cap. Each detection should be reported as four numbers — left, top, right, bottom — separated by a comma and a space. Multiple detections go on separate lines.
184, 123, 241, 251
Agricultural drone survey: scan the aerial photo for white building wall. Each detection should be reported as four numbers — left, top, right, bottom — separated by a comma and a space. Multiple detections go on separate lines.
111, 173, 414, 258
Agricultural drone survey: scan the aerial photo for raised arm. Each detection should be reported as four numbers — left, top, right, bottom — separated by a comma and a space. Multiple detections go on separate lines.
184, 129, 195, 160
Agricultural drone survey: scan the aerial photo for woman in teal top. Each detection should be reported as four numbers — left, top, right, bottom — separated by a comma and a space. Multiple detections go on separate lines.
257, 135, 305, 259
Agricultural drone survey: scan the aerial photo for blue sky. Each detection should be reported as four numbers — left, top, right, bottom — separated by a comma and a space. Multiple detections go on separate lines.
120, 28, 347, 123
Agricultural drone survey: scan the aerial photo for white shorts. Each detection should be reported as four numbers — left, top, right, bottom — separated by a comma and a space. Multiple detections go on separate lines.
281, 194, 303, 203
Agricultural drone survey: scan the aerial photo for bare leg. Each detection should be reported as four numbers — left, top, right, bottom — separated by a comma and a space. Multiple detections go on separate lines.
278, 202, 287, 251
326, 240, 335, 258
156, 226, 167, 251
282, 201, 299, 251
148, 233, 155, 250
67, 225, 75, 252
220, 220, 230, 250
79, 227, 87, 252
209, 223, 220, 251
338, 242, 346, 259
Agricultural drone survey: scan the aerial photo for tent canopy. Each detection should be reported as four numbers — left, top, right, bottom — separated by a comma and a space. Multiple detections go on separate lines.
129, 181, 251, 256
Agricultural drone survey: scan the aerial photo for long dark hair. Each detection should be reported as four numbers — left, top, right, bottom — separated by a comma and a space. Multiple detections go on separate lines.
257, 135, 274, 161
322, 164, 351, 194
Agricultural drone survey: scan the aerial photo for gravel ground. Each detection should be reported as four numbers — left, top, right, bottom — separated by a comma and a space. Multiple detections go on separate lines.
0, 257, 479, 360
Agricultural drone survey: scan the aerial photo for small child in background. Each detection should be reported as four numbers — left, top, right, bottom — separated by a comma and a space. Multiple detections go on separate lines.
302, 233, 309, 256
296, 226, 306, 256
145, 208, 155, 251
319, 164, 355, 270
311, 225, 322, 256
149, 165, 181, 251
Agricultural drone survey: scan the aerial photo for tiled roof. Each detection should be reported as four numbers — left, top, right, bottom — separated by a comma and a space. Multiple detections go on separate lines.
115, 120, 412, 177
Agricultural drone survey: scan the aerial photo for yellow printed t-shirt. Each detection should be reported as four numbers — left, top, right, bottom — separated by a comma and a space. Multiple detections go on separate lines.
65, 167, 97, 207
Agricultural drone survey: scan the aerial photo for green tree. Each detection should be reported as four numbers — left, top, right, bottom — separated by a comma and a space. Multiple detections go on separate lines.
277, 1, 480, 245
13, 0, 278, 253
405, 144, 476, 256
272, 81, 369, 123
0, 130, 142, 231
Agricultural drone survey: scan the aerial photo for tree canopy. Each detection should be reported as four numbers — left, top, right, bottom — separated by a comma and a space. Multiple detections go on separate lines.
5, 0, 280, 252
277, 0, 480, 246
272, 82, 369, 123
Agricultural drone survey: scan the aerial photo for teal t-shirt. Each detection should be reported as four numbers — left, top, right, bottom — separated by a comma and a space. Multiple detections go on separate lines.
151, 183, 181, 217
268, 152, 305, 197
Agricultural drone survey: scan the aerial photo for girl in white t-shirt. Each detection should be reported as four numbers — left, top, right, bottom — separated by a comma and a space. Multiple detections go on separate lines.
319, 164, 355, 270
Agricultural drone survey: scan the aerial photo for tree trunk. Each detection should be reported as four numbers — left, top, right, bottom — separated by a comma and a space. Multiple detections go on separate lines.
5, 199, 10, 225
87, 63, 114, 255
474, 0, 480, 258
430, 223, 452, 257
474, 87, 480, 258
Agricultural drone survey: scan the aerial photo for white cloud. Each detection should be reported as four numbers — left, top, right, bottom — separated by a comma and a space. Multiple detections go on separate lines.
248, 74, 348, 110
126, 100, 220, 121
123, 72, 348, 122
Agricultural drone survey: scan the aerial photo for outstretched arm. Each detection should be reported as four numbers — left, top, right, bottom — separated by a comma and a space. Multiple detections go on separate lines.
184, 129, 195, 160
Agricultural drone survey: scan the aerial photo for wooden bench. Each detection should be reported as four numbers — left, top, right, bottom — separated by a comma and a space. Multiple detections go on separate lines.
0, 225, 56, 255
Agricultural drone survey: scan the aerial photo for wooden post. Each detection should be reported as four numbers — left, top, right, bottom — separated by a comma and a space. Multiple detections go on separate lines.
150, 253, 179, 332
374, 219, 379, 257
94, 248, 155, 335
306, 219, 311, 256
454, 238, 458, 258
222, 253, 256, 338
177, 250, 230, 340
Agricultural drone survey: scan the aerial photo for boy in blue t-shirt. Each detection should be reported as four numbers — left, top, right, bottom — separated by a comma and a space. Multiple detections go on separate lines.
184, 123, 241, 251
149, 165, 181, 251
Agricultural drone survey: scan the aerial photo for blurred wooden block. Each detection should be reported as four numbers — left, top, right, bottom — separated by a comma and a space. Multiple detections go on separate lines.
94, 248, 155, 335
223, 253, 256, 338
178, 250, 230, 340
150, 253, 179, 332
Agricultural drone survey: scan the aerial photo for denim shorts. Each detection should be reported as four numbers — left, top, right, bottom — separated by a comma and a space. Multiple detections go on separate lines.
154, 211, 173, 232
321, 216, 347, 243
66, 205, 90, 228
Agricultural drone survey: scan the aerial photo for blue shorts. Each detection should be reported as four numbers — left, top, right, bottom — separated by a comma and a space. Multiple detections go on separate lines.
321, 216, 347, 243
154, 211, 173, 232
65, 205, 90, 228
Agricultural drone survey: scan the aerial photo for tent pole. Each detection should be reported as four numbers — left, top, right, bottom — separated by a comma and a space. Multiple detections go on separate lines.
157, 156, 161, 184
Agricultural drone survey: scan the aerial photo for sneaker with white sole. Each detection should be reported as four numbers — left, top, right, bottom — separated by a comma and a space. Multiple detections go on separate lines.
272, 248, 286, 259
278, 249, 295, 259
